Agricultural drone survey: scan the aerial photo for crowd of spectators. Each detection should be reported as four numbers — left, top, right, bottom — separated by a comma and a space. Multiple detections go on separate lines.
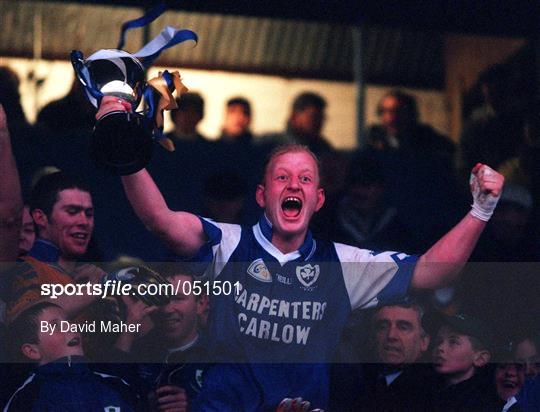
0, 59, 539, 411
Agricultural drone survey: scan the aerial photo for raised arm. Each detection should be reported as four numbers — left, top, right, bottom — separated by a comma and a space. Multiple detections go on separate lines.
411, 163, 504, 289
121, 170, 206, 256
0, 104, 23, 262
96, 96, 207, 257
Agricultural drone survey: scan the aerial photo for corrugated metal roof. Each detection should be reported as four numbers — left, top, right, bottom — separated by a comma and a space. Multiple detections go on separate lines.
0, 0, 445, 88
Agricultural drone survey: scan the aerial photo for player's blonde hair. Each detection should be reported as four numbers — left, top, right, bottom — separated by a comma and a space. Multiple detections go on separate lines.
262, 144, 321, 186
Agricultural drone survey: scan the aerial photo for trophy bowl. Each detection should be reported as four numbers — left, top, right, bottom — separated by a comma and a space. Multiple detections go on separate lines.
72, 49, 154, 175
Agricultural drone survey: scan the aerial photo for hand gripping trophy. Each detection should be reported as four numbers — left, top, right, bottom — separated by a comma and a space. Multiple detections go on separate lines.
71, 4, 197, 175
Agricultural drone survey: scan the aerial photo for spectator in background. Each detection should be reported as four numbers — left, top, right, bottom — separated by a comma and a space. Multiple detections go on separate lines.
202, 171, 247, 224
168, 92, 207, 142
492, 347, 526, 412
431, 313, 495, 411
260, 92, 333, 156
471, 184, 537, 262
141, 269, 208, 412
6, 171, 103, 322
0, 68, 46, 196
362, 91, 462, 251
512, 334, 539, 381
460, 64, 525, 174
340, 302, 435, 412
366, 90, 455, 161
220, 97, 253, 144
0, 67, 29, 132
103, 265, 208, 412
314, 155, 415, 252
497, 107, 540, 228
36, 79, 96, 133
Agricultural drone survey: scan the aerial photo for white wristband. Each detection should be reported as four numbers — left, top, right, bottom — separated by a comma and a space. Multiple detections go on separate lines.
469, 167, 500, 221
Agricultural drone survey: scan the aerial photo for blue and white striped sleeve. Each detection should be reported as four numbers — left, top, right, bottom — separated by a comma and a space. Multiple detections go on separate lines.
192, 217, 242, 279
334, 243, 418, 310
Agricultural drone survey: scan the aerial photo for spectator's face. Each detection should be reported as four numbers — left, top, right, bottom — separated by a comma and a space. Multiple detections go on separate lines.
37, 189, 94, 258
257, 151, 325, 241
374, 306, 429, 365
379, 95, 408, 135
514, 338, 539, 380
223, 103, 251, 137
172, 107, 202, 134
495, 363, 525, 401
18, 206, 35, 256
27, 307, 83, 365
290, 106, 324, 136
156, 275, 203, 346
432, 326, 480, 378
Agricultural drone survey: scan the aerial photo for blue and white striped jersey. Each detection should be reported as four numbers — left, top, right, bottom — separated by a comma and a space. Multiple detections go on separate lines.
192, 215, 418, 411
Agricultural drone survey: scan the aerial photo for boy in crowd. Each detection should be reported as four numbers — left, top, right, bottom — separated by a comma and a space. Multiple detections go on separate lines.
4, 301, 140, 411
431, 313, 495, 410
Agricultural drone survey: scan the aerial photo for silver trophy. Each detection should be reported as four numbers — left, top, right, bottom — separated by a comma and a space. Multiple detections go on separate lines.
72, 49, 152, 175
71, 5, 197, 175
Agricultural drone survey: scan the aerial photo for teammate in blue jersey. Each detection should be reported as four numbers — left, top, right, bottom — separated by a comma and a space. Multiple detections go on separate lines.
99, 96, 505, 411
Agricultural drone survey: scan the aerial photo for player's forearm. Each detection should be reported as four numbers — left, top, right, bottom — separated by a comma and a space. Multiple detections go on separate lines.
121, 169, 172, 231
121, 169, 206, 256
412, 212, 485, 289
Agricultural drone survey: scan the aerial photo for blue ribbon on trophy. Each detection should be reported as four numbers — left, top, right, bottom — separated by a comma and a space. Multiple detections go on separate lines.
71, 4, 197, 175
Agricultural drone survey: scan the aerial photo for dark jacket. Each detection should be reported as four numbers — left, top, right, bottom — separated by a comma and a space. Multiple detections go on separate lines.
3, 356, 140, 411
330, 363, 437, 412
433, 372, 499, 412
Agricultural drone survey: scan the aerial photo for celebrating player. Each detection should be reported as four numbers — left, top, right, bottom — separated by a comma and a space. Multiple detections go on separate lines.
97, 96, 504, 411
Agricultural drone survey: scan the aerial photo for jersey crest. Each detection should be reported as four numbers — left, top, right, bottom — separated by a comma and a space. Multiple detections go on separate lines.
296, 264, 320, 288
247, 258, 272, 283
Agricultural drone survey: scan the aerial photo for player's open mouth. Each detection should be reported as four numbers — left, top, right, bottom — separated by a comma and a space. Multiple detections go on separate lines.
67, 337, 80, 347
281, 197, 302, 218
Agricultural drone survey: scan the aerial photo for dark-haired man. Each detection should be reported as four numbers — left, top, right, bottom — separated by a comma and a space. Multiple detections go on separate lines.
128, 268, 208, 412
367, 90, 455, 159
260, 91, 333, 156
364, 303, 435, 411
330, 302, 435, 411
7, 171, 102, 320
168, 92, 207, 142
220, 97, 253, 144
